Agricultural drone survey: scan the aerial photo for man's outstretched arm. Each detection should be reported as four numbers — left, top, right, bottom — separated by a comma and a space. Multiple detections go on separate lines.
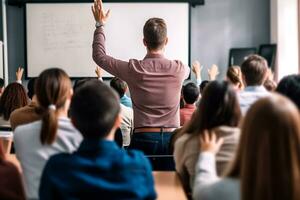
92, 0, 129, 81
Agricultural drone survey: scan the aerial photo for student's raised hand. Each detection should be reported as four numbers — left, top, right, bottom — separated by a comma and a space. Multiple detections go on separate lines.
192, 60, 203, 79
208, 64, 219, 81
200, 131, 223, 154
16, 67, 24, 82
91, 0, 111, 24
95, 66, 103, 78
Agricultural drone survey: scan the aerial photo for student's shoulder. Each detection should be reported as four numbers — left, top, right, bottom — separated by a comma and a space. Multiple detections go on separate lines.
123, 149, 151, 168
44, 153, 73, 171
14, 120, 42, 138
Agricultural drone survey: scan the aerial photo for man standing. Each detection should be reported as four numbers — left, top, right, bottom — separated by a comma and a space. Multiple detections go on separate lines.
92, 0, 189, 155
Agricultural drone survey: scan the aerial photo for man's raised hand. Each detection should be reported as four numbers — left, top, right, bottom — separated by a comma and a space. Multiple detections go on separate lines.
91, 0, 111, 24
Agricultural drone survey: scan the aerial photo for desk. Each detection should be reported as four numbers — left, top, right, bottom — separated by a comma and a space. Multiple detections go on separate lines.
153, 172, 186, 200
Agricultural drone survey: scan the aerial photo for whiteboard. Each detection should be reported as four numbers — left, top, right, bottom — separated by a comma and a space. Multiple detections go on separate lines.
26, 3, 189, 77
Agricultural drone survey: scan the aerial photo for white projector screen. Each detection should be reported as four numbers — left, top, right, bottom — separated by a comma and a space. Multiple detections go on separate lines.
26, 3, 190, 77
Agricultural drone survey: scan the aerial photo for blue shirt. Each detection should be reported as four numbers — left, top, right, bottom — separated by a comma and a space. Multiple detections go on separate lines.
39, 139, 156, 200
120, 95, 133, 108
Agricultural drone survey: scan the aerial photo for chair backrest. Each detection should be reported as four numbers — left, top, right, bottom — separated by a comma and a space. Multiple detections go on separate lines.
228, 47, 257, 67
146, 155, 175, 171
258, 44, 277, 71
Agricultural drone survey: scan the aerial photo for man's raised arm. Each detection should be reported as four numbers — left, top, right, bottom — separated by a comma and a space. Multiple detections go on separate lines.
92, 0, 129, 81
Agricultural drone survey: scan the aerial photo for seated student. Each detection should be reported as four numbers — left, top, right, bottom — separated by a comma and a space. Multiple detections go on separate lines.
14, 68, 82, 200
276, 75, 300, 109
174, 81, 241, 193
110, 77, 132, 108
39, 80, 156, 200
0, 83, 28, 127
180, 83, 199, 126
226, 66, 243, 91
10, 78, 42, 131
193, 94, 300, 200
239, 55, 269, 115
0, 143, 26, 200
199, 80, 210, 95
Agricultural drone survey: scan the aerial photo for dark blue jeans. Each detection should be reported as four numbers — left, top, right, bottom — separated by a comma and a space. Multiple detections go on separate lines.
129, 132, 172, 155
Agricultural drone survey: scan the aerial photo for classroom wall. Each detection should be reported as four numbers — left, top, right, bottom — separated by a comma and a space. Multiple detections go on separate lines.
5, 0, 270, 82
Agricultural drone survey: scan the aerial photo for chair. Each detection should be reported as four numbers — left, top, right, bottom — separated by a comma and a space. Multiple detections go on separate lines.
228, 48, 257, 67
258, 44, 277, 71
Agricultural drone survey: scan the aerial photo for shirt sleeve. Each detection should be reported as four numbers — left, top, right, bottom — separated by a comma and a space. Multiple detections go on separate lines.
193, 152, 220, 200
183, 65, 191, 80
92, 27, 130, 82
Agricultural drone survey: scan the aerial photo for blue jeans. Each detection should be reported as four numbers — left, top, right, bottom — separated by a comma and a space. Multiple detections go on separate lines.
129, 132, 172, 155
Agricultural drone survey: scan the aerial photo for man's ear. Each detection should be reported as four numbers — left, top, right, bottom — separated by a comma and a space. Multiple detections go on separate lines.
164, 37, 168, 46
143, 38, 147, 47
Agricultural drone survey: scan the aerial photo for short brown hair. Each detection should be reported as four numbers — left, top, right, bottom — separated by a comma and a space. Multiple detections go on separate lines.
110, 77, 128, 98
241, 55, 268, 86
0, 83, 28, 120
143, 18, 167, 50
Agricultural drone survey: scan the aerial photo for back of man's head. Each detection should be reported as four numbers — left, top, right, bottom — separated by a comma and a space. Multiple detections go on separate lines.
276, 75, 300, 109
27, 78, 36, 100
183, 83, 200, 104
241, 55, 268, 86
143, 18, 167, 51
110, 77, 128, 98
70, 80, 121, 139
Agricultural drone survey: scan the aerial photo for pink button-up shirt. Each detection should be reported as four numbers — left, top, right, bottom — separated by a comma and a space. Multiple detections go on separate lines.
93, 27, 190, 128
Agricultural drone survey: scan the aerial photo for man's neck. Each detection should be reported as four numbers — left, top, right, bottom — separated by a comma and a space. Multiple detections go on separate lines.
147, 49, 164, 55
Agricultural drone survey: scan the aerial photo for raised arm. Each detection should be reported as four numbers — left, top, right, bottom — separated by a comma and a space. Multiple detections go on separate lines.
92, 0, 130, 81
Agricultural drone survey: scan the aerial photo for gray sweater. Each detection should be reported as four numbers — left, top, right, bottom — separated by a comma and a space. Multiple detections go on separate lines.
14, 117, 83, 199
193, 152, 240, 200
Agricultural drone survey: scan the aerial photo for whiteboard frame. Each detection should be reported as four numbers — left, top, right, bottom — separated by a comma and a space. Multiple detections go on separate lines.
24, 2, 192, 79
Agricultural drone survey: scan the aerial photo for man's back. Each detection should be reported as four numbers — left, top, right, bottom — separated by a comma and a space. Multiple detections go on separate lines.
93, 27, 189, 128
39, 140, 156, 200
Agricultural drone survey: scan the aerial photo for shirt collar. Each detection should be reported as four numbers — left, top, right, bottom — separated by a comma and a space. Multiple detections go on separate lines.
77, 139, 119, 153
144, 53, 165, 59
244, 85, 267, 92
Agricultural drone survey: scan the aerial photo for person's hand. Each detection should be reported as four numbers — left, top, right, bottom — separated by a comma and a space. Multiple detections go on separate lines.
200, 131, 223, 154
91, 0, 111, 24
192, 60, 203, 79
266, 68, 274, 81
208, 64, 219, 81
95, 66, 103, 78
16, 67, 24, 81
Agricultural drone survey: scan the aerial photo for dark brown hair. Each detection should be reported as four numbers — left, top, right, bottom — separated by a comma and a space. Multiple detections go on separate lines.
241, 55, 268, 86
0, 83, 28, 120
182, 81, 241, 136
227, 66, 243, 89
35, 68, 72, 145
110, 77, 128, 98
143, 18, 167, 50
227, 95, 300, 200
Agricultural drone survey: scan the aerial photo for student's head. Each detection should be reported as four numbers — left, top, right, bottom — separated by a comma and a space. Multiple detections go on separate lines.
70, 80, 121, 139
199, 80, 209, 95
0, 83, 28, 121
241, 55, 268, 87
143, 18, 168, 51
110, 77, 128, 98
276, 75, 300, 109
227, 94, 300, 200
35, 68, 72, 145
0, 78, 4, 95
73, 78, 96, 92
182, 83, 199, 104
226, 66, 243, 90
184, 81, 241, 135
27, 78, 36, 100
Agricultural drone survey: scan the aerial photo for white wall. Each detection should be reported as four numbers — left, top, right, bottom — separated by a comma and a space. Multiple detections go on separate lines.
271, 0, 299, 80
